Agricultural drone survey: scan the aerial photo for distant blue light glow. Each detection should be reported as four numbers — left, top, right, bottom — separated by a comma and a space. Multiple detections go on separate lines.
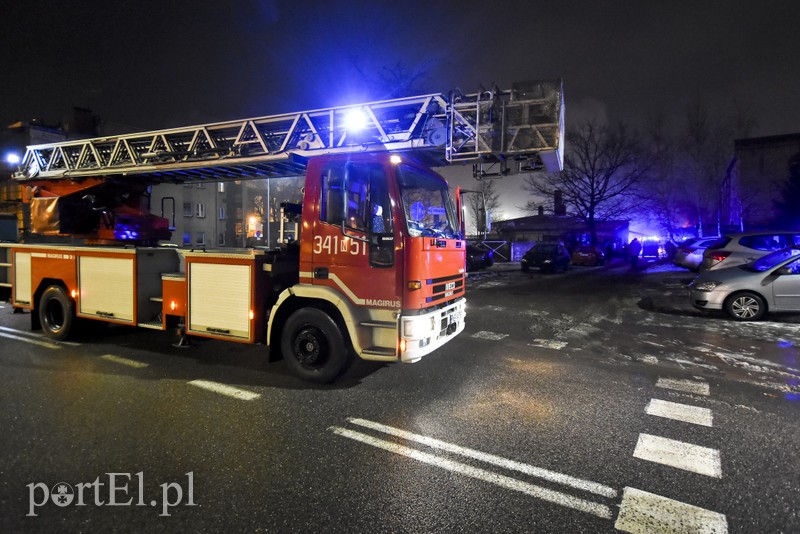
5, 153, 20, 165
778, 338, 794, 348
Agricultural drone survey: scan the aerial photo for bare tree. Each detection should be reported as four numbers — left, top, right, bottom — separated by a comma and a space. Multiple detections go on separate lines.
677, 97, 757, 234
351, 59, 433, 100
637, 114, 685, 241
466, 178, 502, 236
522, 119, 650, 244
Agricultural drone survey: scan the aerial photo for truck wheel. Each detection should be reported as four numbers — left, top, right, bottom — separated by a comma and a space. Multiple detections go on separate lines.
281, 308, 349, 383
39, 286, 75, 340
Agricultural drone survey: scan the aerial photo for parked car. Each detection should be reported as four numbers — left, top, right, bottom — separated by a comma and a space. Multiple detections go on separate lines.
521, 243, 571, 273
641, 239, 661, 258
672, 236, 721, 271
466, 243, 494, 271
571, 245, 605, 266
699, 231, 800, 271
690, 246, 800, 320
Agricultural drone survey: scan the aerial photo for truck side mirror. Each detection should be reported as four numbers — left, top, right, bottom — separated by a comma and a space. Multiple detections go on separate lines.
477, 207, 491, 233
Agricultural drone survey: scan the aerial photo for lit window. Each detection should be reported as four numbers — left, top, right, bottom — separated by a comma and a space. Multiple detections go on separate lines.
217, 182, 225, 193
219, 206, 226, 220
196, 203, 205, 218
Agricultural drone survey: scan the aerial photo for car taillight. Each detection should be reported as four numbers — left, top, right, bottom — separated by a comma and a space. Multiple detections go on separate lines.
686, 247, 697, 253
710, 250, 731, 262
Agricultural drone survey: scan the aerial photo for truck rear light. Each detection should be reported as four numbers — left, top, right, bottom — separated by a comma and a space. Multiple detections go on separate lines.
71, 289, 78, 298
249, 309, 254, 320
170, 300, 177, 311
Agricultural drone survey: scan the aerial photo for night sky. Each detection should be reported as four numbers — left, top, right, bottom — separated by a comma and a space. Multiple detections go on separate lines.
2, 1, 798, 218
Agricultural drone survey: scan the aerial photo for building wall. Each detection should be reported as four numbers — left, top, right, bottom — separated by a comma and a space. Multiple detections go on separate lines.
150, 182, 229, 248
734, 133, 800, 228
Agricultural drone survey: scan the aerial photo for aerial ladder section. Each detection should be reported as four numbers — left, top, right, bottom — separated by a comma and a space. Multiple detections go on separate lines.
13, 80, 564, 184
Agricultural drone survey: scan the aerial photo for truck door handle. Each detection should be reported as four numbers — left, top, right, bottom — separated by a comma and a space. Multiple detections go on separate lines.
314, 267, 329, 279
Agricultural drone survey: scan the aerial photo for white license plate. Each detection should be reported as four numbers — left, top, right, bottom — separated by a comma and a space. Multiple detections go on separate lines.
445, 281, 456, 290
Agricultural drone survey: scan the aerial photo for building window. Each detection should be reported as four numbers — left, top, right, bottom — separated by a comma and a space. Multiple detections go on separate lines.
183, 202, 192, 217
182, 232, 191, 245
196, 231, 205, 245
196, 183, 205, 189
219, 206, 226, 220
196, 203, 205, 218
218, 232, 226, 246
217, 182, 225, 193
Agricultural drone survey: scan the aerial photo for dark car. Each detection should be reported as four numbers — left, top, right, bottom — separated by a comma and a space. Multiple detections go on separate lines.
466, 243, 494, 271
571, 245, 605, 266
521, 243, 571, 273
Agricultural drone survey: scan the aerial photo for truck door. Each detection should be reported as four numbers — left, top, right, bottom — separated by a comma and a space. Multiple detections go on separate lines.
313, 162, 400, 309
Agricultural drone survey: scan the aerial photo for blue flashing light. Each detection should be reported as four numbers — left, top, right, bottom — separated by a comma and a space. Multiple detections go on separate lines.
778, 339, 794, 348
343, 109, 367, 132
5, 153, 20, 165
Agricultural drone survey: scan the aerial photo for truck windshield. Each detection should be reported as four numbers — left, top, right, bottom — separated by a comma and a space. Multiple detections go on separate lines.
397, 165, 459, 238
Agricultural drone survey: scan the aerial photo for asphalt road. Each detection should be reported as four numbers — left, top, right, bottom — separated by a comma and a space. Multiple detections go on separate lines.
1, 259, 798, 533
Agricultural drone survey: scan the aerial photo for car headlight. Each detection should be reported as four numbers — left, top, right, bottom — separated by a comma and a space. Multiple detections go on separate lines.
693, 280, 720, 291
544, 259, 552, 263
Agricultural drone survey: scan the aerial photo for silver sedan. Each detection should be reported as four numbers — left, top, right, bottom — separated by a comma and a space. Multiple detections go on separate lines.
690, 246, 800, 320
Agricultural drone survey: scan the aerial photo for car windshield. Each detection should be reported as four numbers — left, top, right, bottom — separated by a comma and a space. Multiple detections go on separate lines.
750, 248, 800, 271
535, 244, 558, 254
397, 165, 459, 238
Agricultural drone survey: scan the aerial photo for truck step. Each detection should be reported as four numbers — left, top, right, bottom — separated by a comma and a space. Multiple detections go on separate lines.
149, 296, 163, 303
362, 346, 396, 357
138, 321, 164, 330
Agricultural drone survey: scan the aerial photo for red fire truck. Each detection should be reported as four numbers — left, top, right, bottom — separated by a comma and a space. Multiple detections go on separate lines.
0, 81, 563, 382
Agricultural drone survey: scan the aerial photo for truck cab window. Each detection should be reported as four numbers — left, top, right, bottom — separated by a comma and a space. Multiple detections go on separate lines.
321, 163, 389, 234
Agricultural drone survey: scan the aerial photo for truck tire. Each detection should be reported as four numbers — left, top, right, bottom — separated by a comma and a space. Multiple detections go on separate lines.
281, 307, 350, 383
39, 286, 75, 341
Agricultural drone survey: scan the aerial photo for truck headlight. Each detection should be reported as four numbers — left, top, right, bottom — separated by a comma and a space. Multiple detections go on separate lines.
402, 317, 435, 339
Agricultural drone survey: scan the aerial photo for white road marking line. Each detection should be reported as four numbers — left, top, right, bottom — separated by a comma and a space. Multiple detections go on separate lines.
0, 326, 81, 346
615, 487, 728, 534
656, 377, 710, 396
646, 399, 713, 427
633, 434, 721, 478
188, 379, 260, 401
330, 426, 612, 519
472, 331, 508, 341
0, 331, 61, 350
100, 354, 149, 369
347, 417, 616, 498
528, 339, 568, 350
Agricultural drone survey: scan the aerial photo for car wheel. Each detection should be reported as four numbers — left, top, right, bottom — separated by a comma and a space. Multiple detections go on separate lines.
281, 307, 350, 383
725, 292, 766, 321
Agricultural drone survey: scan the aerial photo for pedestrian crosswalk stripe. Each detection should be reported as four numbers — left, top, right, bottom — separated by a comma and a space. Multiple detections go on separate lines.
645, 399, 713, 427
615, 487, 727, 533
656, 377, 710, 396
472, 331, 508, 341
633, 434, 721, 478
